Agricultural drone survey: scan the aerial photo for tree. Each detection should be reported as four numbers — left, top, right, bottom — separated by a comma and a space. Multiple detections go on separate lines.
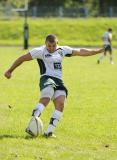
29, 0, 66, 7
0, 0, 29, 8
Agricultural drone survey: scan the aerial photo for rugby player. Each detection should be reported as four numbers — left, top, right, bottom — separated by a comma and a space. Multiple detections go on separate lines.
97, 28, 114, 64
4, 34, 105, 137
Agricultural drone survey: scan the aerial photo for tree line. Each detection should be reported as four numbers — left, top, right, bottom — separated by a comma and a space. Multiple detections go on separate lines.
0, 0, 117, 8
0, 0, 117, 17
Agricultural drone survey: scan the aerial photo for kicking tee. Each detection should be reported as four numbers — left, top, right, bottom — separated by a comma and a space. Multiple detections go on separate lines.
29, 45, 73, 79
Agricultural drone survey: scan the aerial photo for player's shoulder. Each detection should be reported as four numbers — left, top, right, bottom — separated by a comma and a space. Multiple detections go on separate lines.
57, 45, 73, 51
33, 45, 45, 51
30, 45, 46, 55
106, 31, 112, 38
29, 45, 46, 59
105, 31, 110, 36
56, 45, 73, 56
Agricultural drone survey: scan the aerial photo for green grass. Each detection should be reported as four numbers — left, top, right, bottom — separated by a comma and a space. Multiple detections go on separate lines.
0, 17, 117, 46
0, 47, 117, 160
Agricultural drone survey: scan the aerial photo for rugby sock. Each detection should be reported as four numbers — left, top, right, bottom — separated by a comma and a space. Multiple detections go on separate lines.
110, 54, 113, 63
99, 53, 104, 61
32, 103, 45, 117
46, 109, 62, 134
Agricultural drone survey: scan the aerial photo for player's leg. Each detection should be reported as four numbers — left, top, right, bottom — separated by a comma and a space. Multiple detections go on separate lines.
109, 46, 114, 64
25, 86, 54, 135
44, 90, 66, 137
32, 97, 50, 117
32, 86, 54, 117
97, 52, 105, 64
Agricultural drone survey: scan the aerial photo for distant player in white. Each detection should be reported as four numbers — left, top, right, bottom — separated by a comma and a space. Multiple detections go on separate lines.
97, 28, 114, 64
4, 34, 105, 138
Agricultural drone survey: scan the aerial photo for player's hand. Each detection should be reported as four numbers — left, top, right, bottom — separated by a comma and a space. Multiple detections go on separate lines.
4, 70, 12, 79
97, 47, 104, 53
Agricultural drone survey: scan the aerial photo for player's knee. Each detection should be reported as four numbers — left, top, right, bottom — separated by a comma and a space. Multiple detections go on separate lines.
40, 86, 54, 99
56, 106, 64, 112
55, 101, 65, 112
39, 97, 50, 106
59, 101, 65, 107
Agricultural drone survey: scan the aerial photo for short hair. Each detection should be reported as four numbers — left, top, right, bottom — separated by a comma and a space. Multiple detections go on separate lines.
45, 34, 58, 43
108, 28, 112, 32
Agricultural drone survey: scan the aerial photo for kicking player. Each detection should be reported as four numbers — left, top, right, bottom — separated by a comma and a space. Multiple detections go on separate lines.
97, 28, 114, 64
4, 34, 105, 138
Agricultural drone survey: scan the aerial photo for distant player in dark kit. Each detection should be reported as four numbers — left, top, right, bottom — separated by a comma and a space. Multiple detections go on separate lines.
4, 34, 105, 138
97, 28, 114, 64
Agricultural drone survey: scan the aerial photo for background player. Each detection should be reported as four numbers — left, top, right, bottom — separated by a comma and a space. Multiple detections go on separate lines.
97, 28, 114, 64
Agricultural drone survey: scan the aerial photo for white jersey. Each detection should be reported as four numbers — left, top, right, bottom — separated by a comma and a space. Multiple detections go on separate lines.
29, 45, 73, 79
102, 31, 112, 45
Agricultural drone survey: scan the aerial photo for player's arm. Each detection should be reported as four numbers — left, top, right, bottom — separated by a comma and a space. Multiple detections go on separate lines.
72, 47, 104, 57
108, 36, 112, 45
4, 53, 32, 79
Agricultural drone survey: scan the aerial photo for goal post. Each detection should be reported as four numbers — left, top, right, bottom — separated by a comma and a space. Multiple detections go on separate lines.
12, 0, 29, 49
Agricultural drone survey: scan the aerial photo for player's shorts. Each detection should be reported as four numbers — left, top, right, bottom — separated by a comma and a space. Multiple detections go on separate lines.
104, 44, 112, 53
39, 75, 68, 99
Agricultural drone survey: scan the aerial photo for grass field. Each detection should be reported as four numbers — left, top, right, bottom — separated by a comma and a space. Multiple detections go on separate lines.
0, 47, 117, 160
0, 18, 117, 46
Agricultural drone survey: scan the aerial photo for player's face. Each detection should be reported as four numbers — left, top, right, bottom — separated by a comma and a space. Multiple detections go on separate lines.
46, 41, 58, 53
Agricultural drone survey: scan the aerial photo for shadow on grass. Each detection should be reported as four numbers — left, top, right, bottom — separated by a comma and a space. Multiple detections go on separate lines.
0, 134, 36, 140
0, 134, 56, 141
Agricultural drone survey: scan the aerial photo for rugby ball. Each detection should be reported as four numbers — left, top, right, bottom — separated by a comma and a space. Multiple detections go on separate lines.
26, 117, 43, 137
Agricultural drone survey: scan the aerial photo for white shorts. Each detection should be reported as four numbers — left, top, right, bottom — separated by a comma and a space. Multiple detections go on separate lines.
40, 86, 66, 100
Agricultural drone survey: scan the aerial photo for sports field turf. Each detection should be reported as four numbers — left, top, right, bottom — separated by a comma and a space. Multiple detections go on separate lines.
0, 47, 117, 160
0, 18, 117, 46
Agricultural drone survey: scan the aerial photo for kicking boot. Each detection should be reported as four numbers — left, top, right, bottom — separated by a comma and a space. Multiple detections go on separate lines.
43, 132, 56, 138
97, 60, 100, 64
110, 61, 114, 64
